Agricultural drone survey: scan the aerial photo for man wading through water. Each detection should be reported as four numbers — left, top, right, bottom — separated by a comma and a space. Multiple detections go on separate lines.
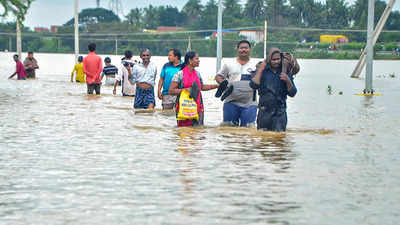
250, 48, 297, 132
215, 40, 258, 127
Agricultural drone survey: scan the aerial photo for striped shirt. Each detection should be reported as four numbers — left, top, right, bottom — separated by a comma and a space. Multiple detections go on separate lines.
102, 64, 118, 76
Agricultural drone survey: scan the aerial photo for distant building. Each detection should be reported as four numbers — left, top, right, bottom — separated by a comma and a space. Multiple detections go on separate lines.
156, 26, 184, 33
211, 30, 235, 38
239, 30, 264, 43
34, 27, 50, 33
50, 26, 62, 33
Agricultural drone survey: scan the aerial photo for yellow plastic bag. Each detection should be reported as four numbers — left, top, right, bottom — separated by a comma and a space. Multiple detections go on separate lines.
177, 90, 198, 121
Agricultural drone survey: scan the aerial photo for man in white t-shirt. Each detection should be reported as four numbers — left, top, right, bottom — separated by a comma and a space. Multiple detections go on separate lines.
113, 50, 136, 97
215, 40, 258, 127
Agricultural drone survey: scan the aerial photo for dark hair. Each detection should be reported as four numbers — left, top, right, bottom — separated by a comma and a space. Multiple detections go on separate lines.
237, 40, 251, 49
78, 56, 83, 62
104, 57, 111, 63
169, 48, 181, 61
13, 54, 19, 58
124, 50, 132, 59
88, 43, 96, 52
28, 51, 33, 54
180, 51, 197, 70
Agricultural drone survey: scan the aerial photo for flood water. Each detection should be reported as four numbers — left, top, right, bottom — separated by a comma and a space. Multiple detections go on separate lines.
1, 52, 399, 225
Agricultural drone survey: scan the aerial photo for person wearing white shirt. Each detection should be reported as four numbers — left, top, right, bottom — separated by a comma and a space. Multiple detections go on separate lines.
215, 40, 258, 127
131, 49, 157, 109
113, 50, 136, 97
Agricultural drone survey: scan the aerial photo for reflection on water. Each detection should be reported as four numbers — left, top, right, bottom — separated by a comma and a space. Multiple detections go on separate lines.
1, 53, 400, 224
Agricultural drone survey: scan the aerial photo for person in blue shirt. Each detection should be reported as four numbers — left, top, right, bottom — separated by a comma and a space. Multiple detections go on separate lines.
250, 48, 297, 132
157, 48, 182, 110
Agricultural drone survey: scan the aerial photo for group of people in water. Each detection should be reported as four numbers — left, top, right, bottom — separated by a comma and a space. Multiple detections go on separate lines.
8, 51, 39, 80
8, 40, 297, 132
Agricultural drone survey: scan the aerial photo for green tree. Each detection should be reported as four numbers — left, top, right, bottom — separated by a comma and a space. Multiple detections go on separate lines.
244, 0, 265, 20
351, 0, 386, 29
265, 0, 288, 26
126, 8, 143, 28
158, 5, 185, 27
0, 0, 34, 22
324, 0, 350, 28
142, 5, 160, 29
182, 0, 203, 26
64, 8, 120, 26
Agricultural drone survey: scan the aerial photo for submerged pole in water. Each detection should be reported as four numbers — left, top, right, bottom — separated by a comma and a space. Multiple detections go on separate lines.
216, 0, 223, 72
16, 20, 22, 57
365, 0, 374, 94
264, 20, 267, 59
74, 0, 79, 62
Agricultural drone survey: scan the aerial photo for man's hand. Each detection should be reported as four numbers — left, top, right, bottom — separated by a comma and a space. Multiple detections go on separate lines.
113, 89, 116, 95
158, 90, 163, 100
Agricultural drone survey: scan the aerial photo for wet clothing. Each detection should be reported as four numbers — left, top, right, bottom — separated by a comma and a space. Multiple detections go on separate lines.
162, 94, 177, 110
15, 60, 26, 80
116, 60, 136, 96
217, 59, 257, 126
83, 52, 103, 85
223, 103, 258, 127
23, 57, 38, 78
132, 61, 157, 86
134, 86, 155, 109
131, 61, 157, 109
71, 62, 85, 83
172, 66, 204, 127
87, 83, 101, 95
160, 62, 182, 96
102, 64, 118, 86
249, 48, 297, 131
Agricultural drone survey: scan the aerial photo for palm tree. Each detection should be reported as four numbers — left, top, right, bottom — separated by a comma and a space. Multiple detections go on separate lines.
182, 0, 203, 26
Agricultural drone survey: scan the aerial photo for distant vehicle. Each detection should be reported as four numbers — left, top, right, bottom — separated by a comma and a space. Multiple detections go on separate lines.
320, 35, 349, 44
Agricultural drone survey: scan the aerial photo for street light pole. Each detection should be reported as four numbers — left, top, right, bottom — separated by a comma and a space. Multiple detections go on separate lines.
365, 0, 374, 94
216, 0, 223, 72
74, 0, 79, 62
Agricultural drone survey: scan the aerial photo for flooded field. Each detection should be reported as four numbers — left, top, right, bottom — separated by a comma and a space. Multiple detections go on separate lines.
1, 52, 399, 225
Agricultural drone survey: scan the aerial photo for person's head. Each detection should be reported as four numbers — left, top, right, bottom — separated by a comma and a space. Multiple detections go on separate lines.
13, 54, 19, 62
78, 56, 83, 62
104, 57, 111, 65
168, 48, 181, 64
236, 40, 251, 59
267, 48, 282, 70
88, 43, 96, 52
140, 49, 151, 64
124, 50, 132, 59
28, 51, 34, 59
183, 51, 199, 69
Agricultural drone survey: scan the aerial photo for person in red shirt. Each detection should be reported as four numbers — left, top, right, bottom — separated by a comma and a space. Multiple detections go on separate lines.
8, 54, 27, 80
83, 43, 103, 95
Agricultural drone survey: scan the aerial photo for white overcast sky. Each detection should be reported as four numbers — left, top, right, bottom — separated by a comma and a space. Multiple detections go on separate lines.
1, 0, 399, 29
